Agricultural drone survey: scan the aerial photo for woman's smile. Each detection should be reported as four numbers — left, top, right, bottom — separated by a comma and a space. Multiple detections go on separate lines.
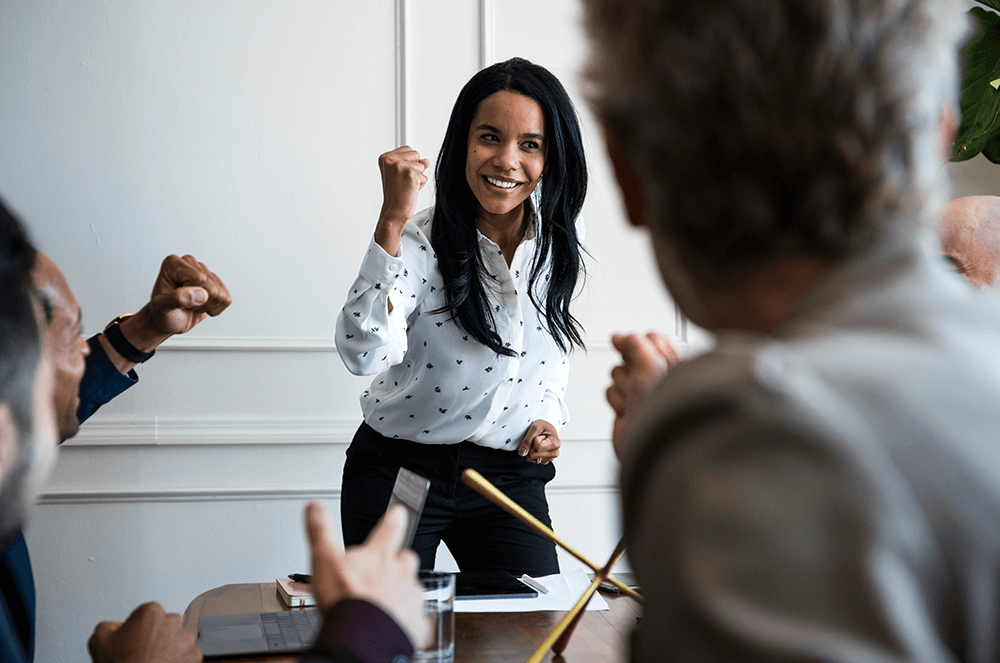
484, 175, 522, 190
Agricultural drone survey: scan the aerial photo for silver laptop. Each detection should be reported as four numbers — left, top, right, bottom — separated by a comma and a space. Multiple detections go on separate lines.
198, 468, 431, 657
198, 608, 322, 657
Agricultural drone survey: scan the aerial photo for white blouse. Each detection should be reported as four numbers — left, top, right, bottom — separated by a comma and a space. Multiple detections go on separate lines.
335, 207, 574, 450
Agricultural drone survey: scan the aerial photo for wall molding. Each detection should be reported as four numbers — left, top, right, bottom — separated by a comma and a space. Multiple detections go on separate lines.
478, 0, 495, 69
160, 336, 339, 351
67, 415, 359, 446
67, 413, 615, 447
395, 0, 409, 146
155, 335, 696, 354
37, 484, 618, 506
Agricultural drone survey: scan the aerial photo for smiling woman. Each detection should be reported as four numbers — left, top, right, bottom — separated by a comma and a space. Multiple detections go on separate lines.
334, 57, 588, 576
464, 90, 548, 250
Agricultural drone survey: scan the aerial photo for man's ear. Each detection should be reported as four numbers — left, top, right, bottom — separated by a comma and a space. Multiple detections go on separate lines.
603, 123, 647, 228
0, 404, 16, 476
939, 105, 959, 163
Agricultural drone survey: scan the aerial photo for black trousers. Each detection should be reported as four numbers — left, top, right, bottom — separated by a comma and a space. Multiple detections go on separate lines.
340, 422, 560, 576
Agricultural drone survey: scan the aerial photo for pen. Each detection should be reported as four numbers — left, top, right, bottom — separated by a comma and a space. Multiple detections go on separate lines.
289, 573, 312, 584
518, 575, 549, 595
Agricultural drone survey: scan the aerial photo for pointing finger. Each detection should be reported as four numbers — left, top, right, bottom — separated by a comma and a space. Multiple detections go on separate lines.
305, 501, 342, 560
364, 504, 409, 553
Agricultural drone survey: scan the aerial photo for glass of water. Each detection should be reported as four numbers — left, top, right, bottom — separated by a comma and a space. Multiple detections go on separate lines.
413, 571, 455, 663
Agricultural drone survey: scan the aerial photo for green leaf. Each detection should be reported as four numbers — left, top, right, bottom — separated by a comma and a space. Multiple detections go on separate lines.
952, 8, 1000, 161
974, 0, 1000, 13
983, 136, 1000, 163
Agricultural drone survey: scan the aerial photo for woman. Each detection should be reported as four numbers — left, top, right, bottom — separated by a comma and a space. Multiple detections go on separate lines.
336, 57, 587, 576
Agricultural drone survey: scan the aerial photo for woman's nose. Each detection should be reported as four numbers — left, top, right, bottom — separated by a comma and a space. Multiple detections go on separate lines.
493, 142, 519, 170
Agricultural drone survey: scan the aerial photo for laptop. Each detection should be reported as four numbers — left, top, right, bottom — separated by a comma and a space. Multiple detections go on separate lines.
197, 467, 432, 657
198, 608, 322, 657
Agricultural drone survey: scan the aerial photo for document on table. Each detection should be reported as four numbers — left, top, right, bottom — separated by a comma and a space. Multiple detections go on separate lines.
454, 568, 610, 613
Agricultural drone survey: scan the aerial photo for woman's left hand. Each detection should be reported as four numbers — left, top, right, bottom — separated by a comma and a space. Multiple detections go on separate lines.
517, 420, 560, 465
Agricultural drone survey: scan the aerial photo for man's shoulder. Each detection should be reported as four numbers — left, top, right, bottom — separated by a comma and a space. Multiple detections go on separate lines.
621, 301, 1000, 501
619, 340, 778, 475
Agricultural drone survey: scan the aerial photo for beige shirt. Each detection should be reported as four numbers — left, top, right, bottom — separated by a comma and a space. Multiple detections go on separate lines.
622, 232, 1000, 662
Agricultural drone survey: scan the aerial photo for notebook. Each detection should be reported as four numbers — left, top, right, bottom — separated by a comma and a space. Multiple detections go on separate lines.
198, 608, 321, 657
276, 575, 317, 608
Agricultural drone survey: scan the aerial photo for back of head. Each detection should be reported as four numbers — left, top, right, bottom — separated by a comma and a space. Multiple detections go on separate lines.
584, 0, 967, 279
0, 197, 42, 542
938, 195, 1000, 289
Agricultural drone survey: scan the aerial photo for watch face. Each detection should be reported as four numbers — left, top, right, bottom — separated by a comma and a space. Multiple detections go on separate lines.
105, 314, 132, 331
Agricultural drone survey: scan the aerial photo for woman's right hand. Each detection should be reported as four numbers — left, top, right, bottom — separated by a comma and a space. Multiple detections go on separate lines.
375, 146, 431, 256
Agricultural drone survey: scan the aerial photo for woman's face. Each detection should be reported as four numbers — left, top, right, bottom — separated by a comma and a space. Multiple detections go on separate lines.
465, 90, 547, 225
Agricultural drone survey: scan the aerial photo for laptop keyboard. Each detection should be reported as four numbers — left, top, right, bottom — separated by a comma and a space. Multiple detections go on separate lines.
261, 609, 322, 650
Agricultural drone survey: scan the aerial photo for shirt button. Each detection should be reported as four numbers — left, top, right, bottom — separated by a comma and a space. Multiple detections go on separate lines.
389, 264, 399, 273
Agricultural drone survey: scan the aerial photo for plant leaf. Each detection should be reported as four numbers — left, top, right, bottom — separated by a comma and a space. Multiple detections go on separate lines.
952, 8, 1000, 161
974, 0, 1000, 13
982, 136, 1000, 163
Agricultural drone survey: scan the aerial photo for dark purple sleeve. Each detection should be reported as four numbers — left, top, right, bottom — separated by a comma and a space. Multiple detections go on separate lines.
299, 599, 415, 663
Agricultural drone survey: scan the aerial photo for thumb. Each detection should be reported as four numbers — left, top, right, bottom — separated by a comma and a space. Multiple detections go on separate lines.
518, 422, 539, 456
93, 620, 124, 637
611, 333, 644, 363
151, 286, 208, 313
178, 286, 209, 308
647, 331, 679, 367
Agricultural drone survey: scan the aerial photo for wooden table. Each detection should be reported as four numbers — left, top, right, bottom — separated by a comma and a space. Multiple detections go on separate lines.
184, 579, 640, 662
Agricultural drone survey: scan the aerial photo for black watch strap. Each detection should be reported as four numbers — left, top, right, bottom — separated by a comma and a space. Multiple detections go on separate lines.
103, 314, 155, 364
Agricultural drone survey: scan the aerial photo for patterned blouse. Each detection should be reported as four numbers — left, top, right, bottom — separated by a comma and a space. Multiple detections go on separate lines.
335, 207, 573, 450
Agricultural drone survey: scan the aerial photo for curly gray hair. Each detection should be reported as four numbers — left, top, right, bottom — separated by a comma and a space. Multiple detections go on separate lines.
584, 0, 967, 278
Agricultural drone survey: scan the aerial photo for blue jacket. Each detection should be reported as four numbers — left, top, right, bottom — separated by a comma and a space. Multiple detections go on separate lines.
0, 336, 413, 663
0, 336, 135, 663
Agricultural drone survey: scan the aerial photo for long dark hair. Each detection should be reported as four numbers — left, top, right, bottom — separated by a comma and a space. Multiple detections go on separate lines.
431, 57, 588, 357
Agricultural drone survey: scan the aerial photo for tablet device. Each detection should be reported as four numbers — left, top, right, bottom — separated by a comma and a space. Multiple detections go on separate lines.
386, 467, 431, 549
455, 570, 538, 600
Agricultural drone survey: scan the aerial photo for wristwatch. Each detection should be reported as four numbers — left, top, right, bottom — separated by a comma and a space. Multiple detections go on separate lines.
103, 314, 156, 363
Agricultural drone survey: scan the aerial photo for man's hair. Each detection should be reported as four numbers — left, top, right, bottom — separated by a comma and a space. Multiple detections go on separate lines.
432, 57, 588, 356
0, 197, 39, 435
584, 0, 967, 279
0, 196, 41, 541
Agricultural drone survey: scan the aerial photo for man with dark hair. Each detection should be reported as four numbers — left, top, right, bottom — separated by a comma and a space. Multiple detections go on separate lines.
0, 199, 211, 661
0, 197, 51, 558
0, 191, 233, 661
0, 199, 428, 662
0, 204, 57, 663
587, 0, 1000, 660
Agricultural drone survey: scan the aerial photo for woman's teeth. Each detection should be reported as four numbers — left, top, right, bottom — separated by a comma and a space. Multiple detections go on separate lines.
486, 176, 518, 189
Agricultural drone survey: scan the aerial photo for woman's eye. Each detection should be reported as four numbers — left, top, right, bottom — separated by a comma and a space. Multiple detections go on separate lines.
479, 133, 498, 142
523, 141, 540, 150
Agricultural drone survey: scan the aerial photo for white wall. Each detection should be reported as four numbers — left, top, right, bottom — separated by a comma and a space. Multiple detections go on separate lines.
0, 2, 689, 660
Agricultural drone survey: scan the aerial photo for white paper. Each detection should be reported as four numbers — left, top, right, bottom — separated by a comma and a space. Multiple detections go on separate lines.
454, 569, 610, 613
